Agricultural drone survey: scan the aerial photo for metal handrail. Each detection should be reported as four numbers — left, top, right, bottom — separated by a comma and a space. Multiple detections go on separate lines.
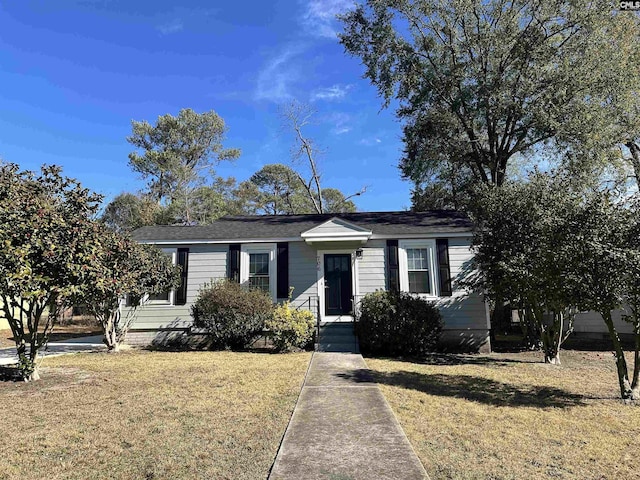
316, 296, 321, 350
351, 294, 366, 352
293, 295, 321, 350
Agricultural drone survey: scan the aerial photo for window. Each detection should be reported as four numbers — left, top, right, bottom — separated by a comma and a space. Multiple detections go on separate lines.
399, 240, 438, 297
148, 290, 170, 302
147, 248, 177, 305
406, 248, 431, 294
249, 252, 270, 292
240, 244, 277, 300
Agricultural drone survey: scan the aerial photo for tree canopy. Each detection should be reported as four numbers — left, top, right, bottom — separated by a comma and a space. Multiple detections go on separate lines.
107, 106, 361, 227
242, 164, 357, 215
127, 108, 241, 223
339, 0, 640, 204
470, 171, 640, 396
101, 192, 163, 232
77, 223, 180, 351
0, 164, 102, 380
470, 172, 587, 363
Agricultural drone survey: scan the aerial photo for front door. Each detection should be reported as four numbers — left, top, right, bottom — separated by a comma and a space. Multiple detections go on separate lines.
324, 254, 353, 316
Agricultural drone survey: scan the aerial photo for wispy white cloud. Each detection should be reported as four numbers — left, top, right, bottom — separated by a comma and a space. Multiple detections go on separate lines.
156, 19, 184, 35
255, 45, 305, 103
300, 0, 355, 39
311, 84, 353, 102
359, 137, 382, 146
325, 112, 352, 135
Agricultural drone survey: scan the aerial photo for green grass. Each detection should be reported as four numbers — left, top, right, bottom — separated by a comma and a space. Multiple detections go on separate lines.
0, 349, 311, 480
366, 350, 640, 480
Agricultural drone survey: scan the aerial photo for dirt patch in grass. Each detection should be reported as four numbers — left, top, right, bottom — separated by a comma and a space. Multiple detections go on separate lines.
0, 324, 103, 349
0, 350, 311, 480
366, 350, 639, 480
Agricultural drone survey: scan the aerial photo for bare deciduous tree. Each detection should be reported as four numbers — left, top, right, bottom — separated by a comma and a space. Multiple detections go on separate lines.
281, 101, 366, 213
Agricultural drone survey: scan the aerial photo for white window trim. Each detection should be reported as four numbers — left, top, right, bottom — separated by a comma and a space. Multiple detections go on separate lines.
240, 243, 277, 301
399, 239, 439, 298
147, 248, 177, 306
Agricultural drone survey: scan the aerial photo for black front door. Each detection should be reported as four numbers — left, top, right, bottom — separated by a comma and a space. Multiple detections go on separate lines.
324, 254, 353, 316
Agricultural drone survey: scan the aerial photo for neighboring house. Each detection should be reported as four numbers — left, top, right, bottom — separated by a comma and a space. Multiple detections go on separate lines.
508, 309, 635, 343
125, 211, 492, 352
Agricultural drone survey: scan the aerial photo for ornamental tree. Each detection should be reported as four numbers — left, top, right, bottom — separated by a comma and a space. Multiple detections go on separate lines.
470, 172, 585, 364
78, 224, 180, 352
569, 193, 640, 400
0, 164, 102, 381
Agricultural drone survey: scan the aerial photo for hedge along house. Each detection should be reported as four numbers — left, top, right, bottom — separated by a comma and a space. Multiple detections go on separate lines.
126, 211, 491, 353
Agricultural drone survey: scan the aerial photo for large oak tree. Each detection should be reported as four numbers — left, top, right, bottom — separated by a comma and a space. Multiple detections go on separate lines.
339, 0, 640, 202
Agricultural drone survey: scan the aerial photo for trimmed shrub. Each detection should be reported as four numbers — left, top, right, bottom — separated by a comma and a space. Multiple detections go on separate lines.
357, 290, 443, 357
191, 279, 273, 349
266, 302, 315, 352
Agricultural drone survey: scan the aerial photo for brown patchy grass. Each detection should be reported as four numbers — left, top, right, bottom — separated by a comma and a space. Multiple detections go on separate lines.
0, 350, 311, 480
0, 324, 103, 349
366, 350, 640, 480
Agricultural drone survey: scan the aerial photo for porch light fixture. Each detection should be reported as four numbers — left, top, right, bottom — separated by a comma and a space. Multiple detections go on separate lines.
355, 249, 364, 259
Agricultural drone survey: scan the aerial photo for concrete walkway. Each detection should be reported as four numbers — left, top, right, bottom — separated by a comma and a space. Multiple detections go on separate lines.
269, 352, 428, 480
0, 335, 105, 365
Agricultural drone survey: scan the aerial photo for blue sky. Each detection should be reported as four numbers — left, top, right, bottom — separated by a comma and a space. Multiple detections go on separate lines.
0, 0, 413, 212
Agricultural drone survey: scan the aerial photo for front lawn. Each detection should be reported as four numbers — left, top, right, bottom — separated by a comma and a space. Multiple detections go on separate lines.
0, 350, 311, 480
367, 350, 639, 480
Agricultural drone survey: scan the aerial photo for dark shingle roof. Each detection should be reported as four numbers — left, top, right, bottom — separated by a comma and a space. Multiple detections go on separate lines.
131, 211, 473, 242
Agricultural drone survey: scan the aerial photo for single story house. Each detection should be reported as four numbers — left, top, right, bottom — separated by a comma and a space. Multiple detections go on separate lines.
125, 211, 492, 352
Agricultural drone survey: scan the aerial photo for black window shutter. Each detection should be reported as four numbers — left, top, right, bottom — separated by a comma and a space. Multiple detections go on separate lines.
175, 248, 189, 305
386, 240, 400, 292
277, 242, 289, 299
228, 244, 241, 283
436, 239, 453, 296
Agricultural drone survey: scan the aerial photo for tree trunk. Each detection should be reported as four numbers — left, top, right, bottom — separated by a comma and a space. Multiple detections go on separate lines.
544, 350, 561, 365
101, 310, 122, 352
490, 295, 508, 334
541, 331, 561, 364
17, 351, 39, 382
631, 318, 640, 400
24, 367, 40, 382
103, 325, 118, 351
602, 310, 633, 399
626, 141, 640, 188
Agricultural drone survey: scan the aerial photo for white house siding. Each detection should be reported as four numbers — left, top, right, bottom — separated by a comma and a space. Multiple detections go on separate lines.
127, 244, 228, 332
287, 241, 318, 310
358, 240, 386, 295
573, 309, 634, 337
433, 237, 490, 352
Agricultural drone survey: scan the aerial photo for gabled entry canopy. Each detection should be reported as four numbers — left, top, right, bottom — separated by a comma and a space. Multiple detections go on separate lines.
300, 217, 372, 244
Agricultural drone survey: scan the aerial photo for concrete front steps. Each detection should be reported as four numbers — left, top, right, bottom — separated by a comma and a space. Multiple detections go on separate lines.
316, 322, 359, 353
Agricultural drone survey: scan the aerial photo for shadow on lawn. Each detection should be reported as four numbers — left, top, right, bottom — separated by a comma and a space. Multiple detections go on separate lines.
336, 369, 585, 408
363, 353, 537, 367
417, 353, 536, 366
